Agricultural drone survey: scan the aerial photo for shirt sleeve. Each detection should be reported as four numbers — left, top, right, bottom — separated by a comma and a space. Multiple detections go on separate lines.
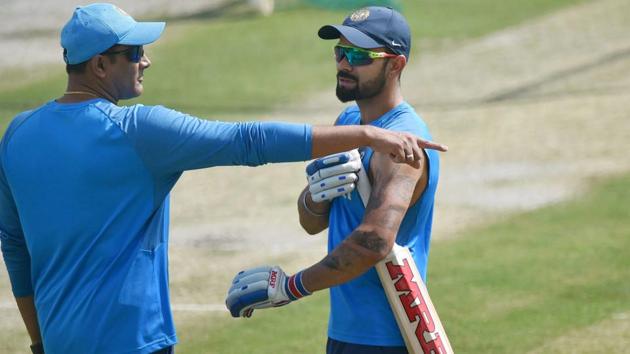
0, 152, 32, 297
119, 105, 313, 176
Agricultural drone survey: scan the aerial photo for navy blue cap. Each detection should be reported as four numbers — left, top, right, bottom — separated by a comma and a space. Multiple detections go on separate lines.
318, 6, 411, 59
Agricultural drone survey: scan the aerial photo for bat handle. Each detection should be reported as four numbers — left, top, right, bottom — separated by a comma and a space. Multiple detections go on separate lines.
353, 149, 372, 207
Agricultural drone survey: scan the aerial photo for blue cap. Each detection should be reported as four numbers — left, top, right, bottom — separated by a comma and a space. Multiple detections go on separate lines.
318, 6, 411, 59
61, 3, 166, 64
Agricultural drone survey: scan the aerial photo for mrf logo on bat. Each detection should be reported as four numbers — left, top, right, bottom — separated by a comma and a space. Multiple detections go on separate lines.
386, 258, 449, 353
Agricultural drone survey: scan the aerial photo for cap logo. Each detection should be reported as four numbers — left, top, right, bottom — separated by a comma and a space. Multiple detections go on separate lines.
349, 8, 370, 22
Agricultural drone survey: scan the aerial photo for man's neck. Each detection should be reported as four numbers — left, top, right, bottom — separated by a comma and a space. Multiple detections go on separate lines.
356, 88, 404, 124
57, 78, 118, 104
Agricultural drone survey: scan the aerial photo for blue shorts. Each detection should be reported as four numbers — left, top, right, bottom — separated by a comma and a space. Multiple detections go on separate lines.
326, 338, 408, 354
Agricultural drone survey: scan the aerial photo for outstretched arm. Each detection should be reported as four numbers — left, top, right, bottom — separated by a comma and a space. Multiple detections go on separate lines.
127, 107, 447, 173
311, 125, 446, 161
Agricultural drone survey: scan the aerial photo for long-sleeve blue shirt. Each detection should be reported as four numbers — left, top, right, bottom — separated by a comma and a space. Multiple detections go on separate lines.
0, 98, 312, 354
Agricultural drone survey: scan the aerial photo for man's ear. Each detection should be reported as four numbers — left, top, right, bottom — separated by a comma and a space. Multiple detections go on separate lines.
89, 55, 108, 79
388, 55, 407, 79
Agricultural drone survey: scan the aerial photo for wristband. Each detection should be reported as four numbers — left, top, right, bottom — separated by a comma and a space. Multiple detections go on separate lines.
284, 271, 312, 301
301, 191, 328, 217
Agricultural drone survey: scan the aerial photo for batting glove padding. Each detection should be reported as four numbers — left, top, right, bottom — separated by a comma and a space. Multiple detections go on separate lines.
226, 266, 311, 318
306, 150, 363, 203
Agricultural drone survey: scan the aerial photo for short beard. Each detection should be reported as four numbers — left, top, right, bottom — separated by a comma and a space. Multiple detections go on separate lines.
336, 62, 388, 103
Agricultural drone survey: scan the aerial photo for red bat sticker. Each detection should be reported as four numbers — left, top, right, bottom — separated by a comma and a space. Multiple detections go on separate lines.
386, 259, 448, 354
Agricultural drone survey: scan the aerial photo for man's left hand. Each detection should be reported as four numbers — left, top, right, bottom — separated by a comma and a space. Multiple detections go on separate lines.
225, 266, 311, 318
306, 150, 362, 203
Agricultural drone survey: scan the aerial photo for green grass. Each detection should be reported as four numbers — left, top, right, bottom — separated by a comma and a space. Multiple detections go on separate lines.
430, 175, 630, 352
403, 0, 589, 38
176, 293, 330, 353
176, 173, 630, 353
0, 0, 588, 131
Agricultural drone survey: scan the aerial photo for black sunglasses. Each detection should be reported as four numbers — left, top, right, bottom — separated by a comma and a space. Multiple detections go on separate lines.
101, 46, 144, 63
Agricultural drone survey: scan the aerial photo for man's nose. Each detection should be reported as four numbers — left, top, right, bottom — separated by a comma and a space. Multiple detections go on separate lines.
336, 55, 352, 72
140, 54, 151, 68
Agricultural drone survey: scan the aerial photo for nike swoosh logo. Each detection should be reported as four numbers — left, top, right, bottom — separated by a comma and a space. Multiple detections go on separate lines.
391, 40, 402, 47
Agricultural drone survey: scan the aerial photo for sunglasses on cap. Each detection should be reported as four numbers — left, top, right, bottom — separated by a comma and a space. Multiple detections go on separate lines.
101, 45, 145, 63
334, 44, 398, 67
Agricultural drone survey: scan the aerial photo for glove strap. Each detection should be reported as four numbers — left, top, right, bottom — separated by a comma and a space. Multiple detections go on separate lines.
285, 271, 312, 301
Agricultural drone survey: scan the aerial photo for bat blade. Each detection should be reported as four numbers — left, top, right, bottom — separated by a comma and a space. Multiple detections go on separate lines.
375, 244, 454, 354
353, 148, 453, 353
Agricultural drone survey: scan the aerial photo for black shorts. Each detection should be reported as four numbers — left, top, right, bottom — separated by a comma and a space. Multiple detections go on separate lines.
153, 346, 174, 354
30, 343, 174, 354
326, 338, 408, 354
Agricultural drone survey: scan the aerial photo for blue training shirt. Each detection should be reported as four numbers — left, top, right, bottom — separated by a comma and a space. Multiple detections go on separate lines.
0, 98, 312, 354
327, 102, 440, 346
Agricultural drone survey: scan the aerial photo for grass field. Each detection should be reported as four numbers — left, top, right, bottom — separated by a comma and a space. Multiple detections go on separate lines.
0, 0, 587, 130
174, 173, 630, 353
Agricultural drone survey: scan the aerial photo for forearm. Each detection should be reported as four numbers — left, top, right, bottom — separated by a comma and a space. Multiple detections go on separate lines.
300, 153, 421, 292
233, 123, 372, 165
210, 123, 370, 166
311, 125, 373, 158
238, 122, 312, 165
301, 226, 392, 292
15, 296, 42, 345
297, 188, 329, 235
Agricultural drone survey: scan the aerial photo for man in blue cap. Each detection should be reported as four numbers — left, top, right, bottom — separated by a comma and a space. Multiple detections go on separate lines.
226, 6, 440, 354
0, 3, 447, 354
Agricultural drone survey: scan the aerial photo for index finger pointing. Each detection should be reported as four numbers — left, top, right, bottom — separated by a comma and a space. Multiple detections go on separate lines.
416, 137, 448, 152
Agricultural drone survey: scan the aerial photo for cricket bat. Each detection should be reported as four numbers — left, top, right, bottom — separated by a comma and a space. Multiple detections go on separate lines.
375, 245, 454, 354
354, 149, 454, 354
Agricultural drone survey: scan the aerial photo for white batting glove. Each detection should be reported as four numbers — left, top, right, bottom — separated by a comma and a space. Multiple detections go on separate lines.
306, 150, 363, 203
225, 266, 311, 318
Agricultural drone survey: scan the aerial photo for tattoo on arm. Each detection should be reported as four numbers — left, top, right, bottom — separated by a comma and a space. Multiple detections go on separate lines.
322, 242, 362, 271
319, 154, 423, 273
322, 256, 341, 271
372, 205, 407, 230
353, 230, 388, 254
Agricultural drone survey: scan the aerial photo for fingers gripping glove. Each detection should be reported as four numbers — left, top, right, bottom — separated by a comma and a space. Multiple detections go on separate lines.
306, 149, 363, 203
225, 266, 311, 318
